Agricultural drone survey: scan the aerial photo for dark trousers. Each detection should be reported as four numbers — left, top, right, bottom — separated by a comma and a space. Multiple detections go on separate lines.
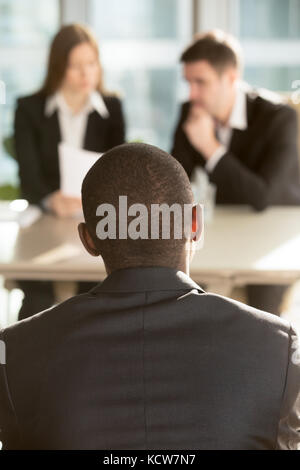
17, 280, 98, 321
246, 284, 289, 316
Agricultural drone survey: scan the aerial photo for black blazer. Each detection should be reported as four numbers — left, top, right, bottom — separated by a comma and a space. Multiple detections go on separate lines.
14, 93, 125, 205
0, 267, 299, 450
171, 91, 300, 211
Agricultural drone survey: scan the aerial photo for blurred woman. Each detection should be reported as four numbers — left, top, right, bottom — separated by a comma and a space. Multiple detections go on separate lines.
14, 23, 125, 320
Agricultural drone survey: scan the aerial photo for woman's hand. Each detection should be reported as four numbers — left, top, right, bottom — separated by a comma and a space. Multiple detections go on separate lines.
47, 190, 82, 218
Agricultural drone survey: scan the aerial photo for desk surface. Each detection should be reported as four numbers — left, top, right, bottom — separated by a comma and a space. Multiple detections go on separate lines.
1, 206, 300, 287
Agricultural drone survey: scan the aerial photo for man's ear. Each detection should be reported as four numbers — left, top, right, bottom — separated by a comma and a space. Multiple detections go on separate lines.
191, 203, 203, 242
78, 222, 101, 257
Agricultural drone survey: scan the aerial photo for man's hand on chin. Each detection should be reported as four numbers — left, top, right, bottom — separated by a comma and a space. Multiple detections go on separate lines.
183, 104, 221, 160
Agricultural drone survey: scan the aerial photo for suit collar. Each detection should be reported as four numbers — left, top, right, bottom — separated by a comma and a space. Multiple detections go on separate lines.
228, 82, 248, 131
91, 266, 205, 294
226, 83, 259, 132
245, 90, 259, 126
244, 87, 283, 126
44, 91, 109, 119
229, 87, 259, 154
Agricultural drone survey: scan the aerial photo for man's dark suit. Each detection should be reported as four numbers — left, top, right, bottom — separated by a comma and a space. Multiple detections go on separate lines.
0, 267, 299, 450
171, 91, 300, 314
14, 92, 125, 320
171, 91, 300, 211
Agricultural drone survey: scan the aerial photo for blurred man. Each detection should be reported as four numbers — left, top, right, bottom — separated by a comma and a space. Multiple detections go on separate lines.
0, 143, 299, 450
171, 30, 300, 315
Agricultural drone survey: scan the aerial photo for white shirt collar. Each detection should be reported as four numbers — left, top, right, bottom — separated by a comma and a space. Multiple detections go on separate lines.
44, 90, 109, 119
227, 82, 248, 131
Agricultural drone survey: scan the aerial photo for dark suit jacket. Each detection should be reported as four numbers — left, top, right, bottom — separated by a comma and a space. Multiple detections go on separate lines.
0, 267, 299, 450
14, 93, 125, 205
171, 91, 300, 211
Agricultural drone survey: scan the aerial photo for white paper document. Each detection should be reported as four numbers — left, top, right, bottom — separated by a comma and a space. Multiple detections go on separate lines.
58, 143, 102, 198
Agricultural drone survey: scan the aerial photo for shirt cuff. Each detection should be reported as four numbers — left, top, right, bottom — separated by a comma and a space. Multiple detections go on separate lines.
205, 145, 227, 173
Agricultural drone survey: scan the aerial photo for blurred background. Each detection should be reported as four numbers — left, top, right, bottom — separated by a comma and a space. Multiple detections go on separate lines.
1, 0, 300, 328
1, 0, 300, 191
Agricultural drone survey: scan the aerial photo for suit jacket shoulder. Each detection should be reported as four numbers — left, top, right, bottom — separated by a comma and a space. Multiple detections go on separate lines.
246, 89, 297, 126
206, 291, 291, 332
102, 94, 123, 107
15, 92, 46, 118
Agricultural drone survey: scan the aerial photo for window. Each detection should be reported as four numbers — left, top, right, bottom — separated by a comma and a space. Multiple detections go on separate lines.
239, 0, 300, 39
197, 0, 300, 92
0, 0, 60, 186
88, 0, 193, 150
238, 0, 300, 91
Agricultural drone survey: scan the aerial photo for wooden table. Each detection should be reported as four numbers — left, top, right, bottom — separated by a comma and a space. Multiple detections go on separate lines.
1, 206, 300, 295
